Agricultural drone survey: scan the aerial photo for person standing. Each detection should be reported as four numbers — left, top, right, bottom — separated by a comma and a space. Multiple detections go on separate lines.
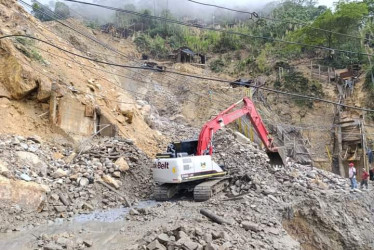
360, 168, 369, 190
367, 148, 373, 167
348, 162, 357, 189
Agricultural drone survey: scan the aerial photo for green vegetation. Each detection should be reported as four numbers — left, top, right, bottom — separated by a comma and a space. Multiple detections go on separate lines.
31, 3, 54, 22
15, 38, 45, 64
29, 0, 374, 109
276, 71, 324, 107
54, 2, 70, 19
210, 59, 225, 73
32, 1, 70, 22
365, 66, 374, 119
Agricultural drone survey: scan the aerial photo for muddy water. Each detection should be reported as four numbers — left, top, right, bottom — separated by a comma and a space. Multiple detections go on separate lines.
0, 200, 158, 250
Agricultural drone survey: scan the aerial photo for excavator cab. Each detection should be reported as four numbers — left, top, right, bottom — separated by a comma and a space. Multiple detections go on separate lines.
156, 140, 198, 159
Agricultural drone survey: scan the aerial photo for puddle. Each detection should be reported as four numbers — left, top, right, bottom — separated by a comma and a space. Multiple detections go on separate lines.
74, 200, 158, 223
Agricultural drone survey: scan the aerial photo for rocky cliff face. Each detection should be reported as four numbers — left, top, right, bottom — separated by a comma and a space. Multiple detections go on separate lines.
0, 0, 161, 156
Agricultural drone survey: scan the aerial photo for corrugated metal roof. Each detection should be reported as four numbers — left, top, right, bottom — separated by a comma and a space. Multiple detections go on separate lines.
181, 48, 195, 56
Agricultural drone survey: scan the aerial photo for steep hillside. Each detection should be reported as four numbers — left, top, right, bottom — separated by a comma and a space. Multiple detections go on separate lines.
0, 0, 161, 155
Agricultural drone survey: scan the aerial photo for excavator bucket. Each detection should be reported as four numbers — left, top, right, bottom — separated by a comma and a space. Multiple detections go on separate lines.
266, 151, 284, 166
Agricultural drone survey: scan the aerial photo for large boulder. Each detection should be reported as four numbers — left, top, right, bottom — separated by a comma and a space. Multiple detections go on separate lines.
16, 151, 42, 165
115, 157, 129, 172
102, 175, 120, 189
36, 77, 52, 102
0, 175, 48, 211
0, 51, 38, 100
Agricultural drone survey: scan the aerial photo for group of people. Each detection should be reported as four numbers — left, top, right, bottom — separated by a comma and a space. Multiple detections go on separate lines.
348, 162, 373, 190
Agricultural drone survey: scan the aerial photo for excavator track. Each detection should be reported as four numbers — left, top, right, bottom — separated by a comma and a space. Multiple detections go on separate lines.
154, 184, 179, 201
193, 178, 229, 202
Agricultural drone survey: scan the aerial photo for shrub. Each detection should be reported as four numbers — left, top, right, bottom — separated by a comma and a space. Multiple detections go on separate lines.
210, 59, 225, 73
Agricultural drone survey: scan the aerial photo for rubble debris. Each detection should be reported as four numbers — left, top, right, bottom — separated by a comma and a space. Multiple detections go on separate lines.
34, 232, 93, 249
0, 135, 152, 232
200, 209, 231, 225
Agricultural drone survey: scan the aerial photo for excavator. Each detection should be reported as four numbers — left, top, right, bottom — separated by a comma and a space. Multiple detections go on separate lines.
152, 97, 281, 201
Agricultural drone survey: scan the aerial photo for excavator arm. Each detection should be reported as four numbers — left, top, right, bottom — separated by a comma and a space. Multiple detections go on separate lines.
196, 97, 277, 156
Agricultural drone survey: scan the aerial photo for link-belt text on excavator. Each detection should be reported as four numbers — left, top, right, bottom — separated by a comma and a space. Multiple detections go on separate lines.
153, 162, 169, 169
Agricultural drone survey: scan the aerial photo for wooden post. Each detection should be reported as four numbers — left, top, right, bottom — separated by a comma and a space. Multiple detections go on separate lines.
310, 61, 313, 78
328, 67, 330, 84
326, 145, 332, 163
319, 65, 321, 81
250, 126, 254, 142
361, 113, 368, 171
337, 109, 345, 177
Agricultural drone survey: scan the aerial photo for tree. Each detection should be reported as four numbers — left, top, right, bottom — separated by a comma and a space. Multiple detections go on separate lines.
289, 1, 368, 64
31, 2, 54, 22
54, 2, 70, 19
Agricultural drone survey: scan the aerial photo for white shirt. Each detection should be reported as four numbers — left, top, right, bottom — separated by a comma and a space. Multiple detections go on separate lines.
349, 167, 356, 178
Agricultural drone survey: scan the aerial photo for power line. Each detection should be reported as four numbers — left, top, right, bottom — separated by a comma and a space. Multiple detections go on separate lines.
31, 0, 373, 113
2, 34, 374, 113
15, 3, 238, 107
30, 43, 233, 107
187, 0, 258, 17
187, 0, 373, 43
62, 0, 370, 57
20, 0, 186, 86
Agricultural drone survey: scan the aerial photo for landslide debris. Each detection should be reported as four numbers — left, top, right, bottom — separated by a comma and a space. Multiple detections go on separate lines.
0, 134, 153, 233
130, 129, 374, 250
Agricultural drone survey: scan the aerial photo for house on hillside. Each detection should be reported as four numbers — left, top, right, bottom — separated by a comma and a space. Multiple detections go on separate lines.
169, 47, 206, 64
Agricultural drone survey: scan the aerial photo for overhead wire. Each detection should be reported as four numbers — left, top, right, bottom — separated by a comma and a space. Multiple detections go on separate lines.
186, 0, 373, 43
62, 0, 371, 57
19, 1, 374, 113
15, 2, 374, 146
20, 0, 194, 89
16, 1, 240, 108
2, 34, 374, 113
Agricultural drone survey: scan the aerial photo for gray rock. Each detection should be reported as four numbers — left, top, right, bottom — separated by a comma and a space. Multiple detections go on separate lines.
157, 233, 170, 244
56, 237, 70, 246
205, 242, 219, 250
242, 221, 260, 232
177, 230, 189, 240
20, 173, 31, 182
83, 240, 93, 247
43, 243, 63, 250
203, 233, 213, 243
147, 239, 166, 250
129, 208, 140, 216
219, 242, 232, 250
268, 195, 278, 202
20, 143, 28, 150
54, 206, 66, 213
53, 169, 67, 179
79, 177, 89, 187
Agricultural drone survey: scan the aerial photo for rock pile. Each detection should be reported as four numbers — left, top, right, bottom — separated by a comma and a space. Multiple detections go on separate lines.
34, 231, 93, 250
0, 135, 154, 232
131, 128, 374, 250
139, 225, 235, 250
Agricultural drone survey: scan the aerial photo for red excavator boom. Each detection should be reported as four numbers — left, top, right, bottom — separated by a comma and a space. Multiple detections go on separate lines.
196, 97, 277, 156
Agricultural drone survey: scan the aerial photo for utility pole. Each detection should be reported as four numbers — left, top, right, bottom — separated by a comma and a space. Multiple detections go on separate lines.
153, 0, 156, 16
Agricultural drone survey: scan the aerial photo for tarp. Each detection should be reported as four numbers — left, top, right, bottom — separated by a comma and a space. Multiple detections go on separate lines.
181, 48, 195, 56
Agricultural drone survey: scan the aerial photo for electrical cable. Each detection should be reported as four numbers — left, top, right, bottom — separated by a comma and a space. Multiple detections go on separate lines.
186, 0, 373, 43
21, 1, 374, 113
2, 34, 374, 113
187, 0, 258, 16
62, 0, 370, 57
15, 3, 239, 107
23, 0, 189, 87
